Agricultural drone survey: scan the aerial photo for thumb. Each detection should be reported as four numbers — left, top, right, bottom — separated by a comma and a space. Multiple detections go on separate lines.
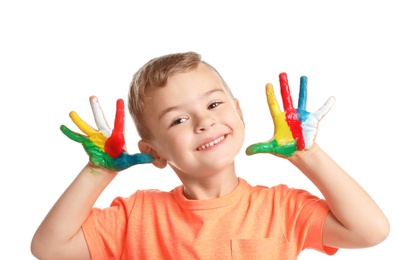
113, 153, 153, 171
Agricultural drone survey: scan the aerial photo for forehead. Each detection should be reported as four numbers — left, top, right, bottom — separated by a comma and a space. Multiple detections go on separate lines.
169, 62, 222, 86
149, 63, 227, 99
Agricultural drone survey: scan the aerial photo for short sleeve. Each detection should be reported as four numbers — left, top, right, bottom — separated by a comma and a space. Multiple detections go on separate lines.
82, 193, 139, 259
282, 187, 338, 255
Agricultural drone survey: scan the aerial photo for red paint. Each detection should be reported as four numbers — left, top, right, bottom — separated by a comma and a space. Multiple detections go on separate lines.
279, 73, 294, 111
279, 73, 305, 150
105, 99, 125, 158
285, 111, 305, 150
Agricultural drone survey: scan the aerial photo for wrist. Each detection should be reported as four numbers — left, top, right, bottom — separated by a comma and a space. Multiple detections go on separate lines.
288, 142, 321, 164
84, 163, 119, 177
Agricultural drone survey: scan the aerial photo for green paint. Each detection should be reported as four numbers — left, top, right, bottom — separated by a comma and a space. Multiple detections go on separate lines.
61, 125, 116, 170
60, 125, 153, 172
246, 139, 297, 157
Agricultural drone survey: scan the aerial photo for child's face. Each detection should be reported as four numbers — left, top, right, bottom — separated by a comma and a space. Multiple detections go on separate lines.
140, 63, 245, 178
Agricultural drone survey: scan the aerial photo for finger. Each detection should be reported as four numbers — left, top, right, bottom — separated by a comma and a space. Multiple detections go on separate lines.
246, 141, 275, 155
113, 153, 153, 171
279, 72, 294, 111
298, 76, 308, 111
312, 96, 335, 121
113, 99, 125, 134
60, 125, 88, 143
90, 96, 112, 137
69, 111, 98, 136
266, 83, 282, 117
61, 124, 106, 151
246, 139, 297, 157
104, 99, 126, 158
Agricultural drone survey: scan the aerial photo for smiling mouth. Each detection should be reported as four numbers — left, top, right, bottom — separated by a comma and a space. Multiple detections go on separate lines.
196, 135, 226, 151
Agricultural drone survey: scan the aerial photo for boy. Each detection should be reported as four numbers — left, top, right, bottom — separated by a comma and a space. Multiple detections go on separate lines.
31, 52, 389, 259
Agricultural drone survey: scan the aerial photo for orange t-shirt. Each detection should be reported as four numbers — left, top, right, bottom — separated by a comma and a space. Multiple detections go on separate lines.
82, 178, 337, 259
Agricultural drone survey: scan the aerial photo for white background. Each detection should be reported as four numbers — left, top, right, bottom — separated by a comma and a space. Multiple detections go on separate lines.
1, 1, 397, 259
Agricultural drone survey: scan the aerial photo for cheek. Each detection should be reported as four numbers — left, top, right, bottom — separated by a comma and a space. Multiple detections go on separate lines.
159, 131, 191, 155
225, 111, 245, 129
230, 114, 246, 143
171, 131, 193, 150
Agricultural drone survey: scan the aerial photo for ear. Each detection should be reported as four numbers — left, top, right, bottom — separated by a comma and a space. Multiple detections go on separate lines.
234, 98, 245, 125
138, 139, 167, 169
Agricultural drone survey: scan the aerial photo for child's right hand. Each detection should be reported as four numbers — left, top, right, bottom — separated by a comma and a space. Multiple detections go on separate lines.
60, 96, 153, 172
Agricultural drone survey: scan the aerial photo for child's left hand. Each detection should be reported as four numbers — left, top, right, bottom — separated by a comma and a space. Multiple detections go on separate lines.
246, 72, 335, 157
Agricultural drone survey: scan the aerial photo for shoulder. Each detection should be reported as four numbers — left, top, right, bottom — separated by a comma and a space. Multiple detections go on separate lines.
108, 187, 180, 208
243, 179, 321, 205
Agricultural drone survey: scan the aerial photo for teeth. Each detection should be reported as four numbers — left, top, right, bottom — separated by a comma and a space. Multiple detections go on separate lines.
197, 135, 225, 150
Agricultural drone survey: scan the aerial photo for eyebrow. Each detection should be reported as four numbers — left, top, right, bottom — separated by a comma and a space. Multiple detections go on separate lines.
158, 88, 225, 120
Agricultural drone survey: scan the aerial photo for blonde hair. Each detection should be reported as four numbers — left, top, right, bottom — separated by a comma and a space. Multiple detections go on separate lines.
128, 51, 233, 139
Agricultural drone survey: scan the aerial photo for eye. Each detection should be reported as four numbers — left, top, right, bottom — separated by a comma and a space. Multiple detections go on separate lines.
171, 117, 188, 126
208, 101, 222, 109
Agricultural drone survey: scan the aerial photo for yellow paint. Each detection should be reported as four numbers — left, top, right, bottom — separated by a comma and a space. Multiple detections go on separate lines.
266, 83, 294, 145
69, 111, 107, 149
273, 112, 294, 145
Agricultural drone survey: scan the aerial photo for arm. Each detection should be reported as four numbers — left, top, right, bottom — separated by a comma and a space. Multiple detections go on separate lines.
246, 73, 389, 248
31, 96, 153, 259
31, 164, 115, 259
289, 143, 389, 248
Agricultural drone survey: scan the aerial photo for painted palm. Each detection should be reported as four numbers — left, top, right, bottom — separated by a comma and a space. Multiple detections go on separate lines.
60, 96, 153, 171
246, 73, 334, 157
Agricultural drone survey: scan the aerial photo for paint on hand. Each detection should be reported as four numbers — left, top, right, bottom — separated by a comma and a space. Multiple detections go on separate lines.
246, 72, 335, 157
60, 96, 153, 171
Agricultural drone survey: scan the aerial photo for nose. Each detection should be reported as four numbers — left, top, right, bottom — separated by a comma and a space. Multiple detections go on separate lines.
194, 113, 215, 133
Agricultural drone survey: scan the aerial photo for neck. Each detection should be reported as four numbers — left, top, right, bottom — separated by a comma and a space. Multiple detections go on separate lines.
177, 165, 239, 200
